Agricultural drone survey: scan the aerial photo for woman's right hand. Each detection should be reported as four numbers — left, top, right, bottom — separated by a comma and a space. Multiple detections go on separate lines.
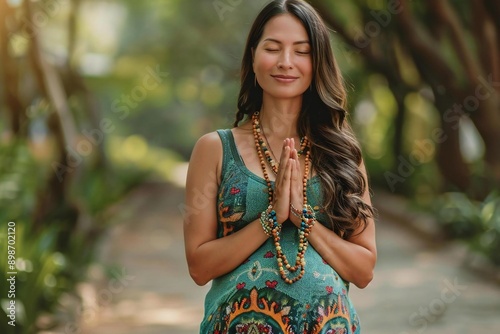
272, 139, 293, 224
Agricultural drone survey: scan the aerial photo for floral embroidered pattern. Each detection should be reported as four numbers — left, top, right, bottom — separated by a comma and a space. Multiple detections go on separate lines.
204, 286, 358, 334
202, 130, 361, 334
217, 165, 248, 237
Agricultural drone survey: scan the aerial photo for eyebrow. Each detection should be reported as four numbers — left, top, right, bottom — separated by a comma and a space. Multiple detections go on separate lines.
262, 38, 310, 45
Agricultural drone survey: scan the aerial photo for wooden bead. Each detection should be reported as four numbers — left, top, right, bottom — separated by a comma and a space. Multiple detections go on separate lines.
252, 111, 315, 284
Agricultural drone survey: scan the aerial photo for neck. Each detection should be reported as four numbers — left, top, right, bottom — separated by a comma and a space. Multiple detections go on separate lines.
259, 94, 302, 139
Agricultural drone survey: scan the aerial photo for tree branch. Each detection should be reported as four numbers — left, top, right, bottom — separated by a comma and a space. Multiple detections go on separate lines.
0, 3, 26, 135
427, 0, 482, 88
395, 0, 460, 98
309, 0, 418, 92
65, 0, 107, 170
471, 1, 497, 79
26, 0, 78, 150
483, 0, 500, 86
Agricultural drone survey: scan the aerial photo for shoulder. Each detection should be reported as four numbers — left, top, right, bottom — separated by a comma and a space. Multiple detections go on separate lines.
193, 131, 223, 150
190, 131, 225, 163
188, 131, 226, 184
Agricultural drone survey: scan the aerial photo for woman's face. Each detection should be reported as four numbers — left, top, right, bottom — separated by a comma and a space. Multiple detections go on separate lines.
253, 14, 313, 100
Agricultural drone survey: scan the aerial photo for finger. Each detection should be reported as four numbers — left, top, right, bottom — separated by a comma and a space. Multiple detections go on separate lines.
281, 139, 291, 162
290, 160, 300, 203
290, 138, 299, 162
275, 151, 291, 193
289, 159, 304, 226
292, 159, 302, 197
276, 145, 290, 181
274, 158, 292, 223
290, 158, 298, 182
277, 158, 292, 198
291, 145, 298, 161
277, 139, 291, 179
282, 157, 293, 185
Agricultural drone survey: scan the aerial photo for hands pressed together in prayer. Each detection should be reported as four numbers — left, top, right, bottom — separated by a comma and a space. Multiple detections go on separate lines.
272, 138, 308, 228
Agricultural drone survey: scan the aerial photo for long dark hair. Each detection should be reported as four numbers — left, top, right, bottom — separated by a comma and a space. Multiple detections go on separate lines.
234, 0, 374, 239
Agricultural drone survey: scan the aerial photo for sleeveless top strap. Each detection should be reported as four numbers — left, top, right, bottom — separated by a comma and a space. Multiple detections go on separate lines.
216, 129, 242, 178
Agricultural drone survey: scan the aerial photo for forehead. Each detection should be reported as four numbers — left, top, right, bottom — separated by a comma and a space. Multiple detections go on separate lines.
261, 14, 309, 42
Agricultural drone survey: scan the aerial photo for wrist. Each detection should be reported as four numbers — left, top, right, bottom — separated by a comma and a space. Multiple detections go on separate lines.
290, 203, 302, 218
289, 203, 303, 227
260, 205, 281, 237
300, 204, 316, 236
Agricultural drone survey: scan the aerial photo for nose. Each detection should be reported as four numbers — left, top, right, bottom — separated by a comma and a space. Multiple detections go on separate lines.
277, 50, 293, 69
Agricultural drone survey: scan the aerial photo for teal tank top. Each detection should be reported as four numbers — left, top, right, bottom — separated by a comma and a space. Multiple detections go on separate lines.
199, 129, 361, 334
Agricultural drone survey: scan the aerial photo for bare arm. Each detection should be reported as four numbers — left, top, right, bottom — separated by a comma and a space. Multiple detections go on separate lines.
306, 162, 377, 289
289, 149, 376, 289
183, 132, 268, 286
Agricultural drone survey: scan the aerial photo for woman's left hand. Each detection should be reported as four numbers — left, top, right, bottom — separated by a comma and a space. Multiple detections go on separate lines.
289, 138, 304, 228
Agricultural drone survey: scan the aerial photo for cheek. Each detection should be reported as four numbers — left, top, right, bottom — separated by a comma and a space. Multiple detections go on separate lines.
254, 54, 276, 73
299, 59, 313, 77
297, 60, 313, 85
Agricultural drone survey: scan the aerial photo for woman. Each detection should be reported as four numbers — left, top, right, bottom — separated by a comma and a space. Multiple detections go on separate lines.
184, 0, 376, 332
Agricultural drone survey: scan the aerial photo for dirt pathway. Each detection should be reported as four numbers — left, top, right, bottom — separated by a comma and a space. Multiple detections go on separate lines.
79, 182, 500, 334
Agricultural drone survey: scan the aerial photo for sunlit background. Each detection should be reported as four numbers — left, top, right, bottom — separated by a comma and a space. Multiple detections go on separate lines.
1, 0, 499, 333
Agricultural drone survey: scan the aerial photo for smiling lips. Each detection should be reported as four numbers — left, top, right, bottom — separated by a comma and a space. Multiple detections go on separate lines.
271, 74, 299, 83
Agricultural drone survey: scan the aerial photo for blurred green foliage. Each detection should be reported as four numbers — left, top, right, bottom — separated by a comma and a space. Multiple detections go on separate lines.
0, 137, 148, 332
0, 139, 77, 332
1, 0, 499, 331
87, 0, 270, 158
436, 192, 500, 264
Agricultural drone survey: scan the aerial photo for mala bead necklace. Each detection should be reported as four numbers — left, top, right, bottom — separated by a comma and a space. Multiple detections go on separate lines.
252, 112, 308, 175
253, 111, 316, 284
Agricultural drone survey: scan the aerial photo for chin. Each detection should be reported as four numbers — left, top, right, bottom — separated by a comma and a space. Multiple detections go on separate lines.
264, 89, 308, 100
